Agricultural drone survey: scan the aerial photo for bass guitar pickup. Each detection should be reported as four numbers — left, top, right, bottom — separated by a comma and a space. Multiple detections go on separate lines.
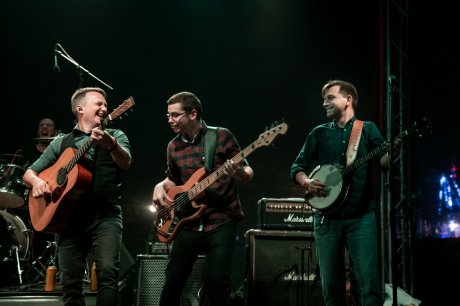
257, 197, 315, 231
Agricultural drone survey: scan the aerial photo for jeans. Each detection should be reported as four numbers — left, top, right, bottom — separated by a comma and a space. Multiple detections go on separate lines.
58, 216, 123, 306
159, 221, 237, 306
313, 210, 383, 306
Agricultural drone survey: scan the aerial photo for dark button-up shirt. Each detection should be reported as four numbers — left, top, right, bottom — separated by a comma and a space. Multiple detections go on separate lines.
290, 117, 386, 218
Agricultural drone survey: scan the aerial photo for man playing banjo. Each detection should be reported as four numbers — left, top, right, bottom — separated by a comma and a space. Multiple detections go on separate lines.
290, 79, 400, 306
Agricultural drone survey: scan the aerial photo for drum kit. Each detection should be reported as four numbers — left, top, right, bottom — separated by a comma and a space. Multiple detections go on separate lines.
0, 152, 58, 288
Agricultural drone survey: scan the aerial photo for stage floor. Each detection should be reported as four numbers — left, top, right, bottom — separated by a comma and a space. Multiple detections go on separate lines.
0, 267, 137, 306
0, 290, 96, 306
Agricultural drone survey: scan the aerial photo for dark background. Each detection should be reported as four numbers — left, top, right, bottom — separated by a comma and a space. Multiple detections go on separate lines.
2, 0, 459, 304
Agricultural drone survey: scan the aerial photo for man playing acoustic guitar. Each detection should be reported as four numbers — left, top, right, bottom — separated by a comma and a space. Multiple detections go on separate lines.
152, 91, 254, 306
23, 87, 132, 306
291, 80, 400, 306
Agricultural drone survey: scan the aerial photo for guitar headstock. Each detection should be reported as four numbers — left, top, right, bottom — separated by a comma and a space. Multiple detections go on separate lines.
104, 96, 136, 126
399, 116, 432, 139
413, 116, 432, 137
255, 122, 288, 148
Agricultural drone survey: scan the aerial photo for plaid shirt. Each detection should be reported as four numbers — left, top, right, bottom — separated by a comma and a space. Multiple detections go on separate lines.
166, 124, 247, 231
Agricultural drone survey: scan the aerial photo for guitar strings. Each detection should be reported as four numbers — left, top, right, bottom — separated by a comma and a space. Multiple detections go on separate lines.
155, 124, 287, 222
156, 192, 190, 220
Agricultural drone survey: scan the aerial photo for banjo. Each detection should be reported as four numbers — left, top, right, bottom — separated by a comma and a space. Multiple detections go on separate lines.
305, 117, 432, 214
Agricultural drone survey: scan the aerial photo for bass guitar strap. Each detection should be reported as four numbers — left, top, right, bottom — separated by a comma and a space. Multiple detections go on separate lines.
346, 119, 364, 166
204, 126, 218, 172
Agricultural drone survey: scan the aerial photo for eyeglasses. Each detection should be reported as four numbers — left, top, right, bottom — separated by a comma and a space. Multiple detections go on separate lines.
166, 112, 187, 120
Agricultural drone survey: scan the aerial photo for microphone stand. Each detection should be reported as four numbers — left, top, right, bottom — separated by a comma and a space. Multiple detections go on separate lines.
54, 44, 114, 90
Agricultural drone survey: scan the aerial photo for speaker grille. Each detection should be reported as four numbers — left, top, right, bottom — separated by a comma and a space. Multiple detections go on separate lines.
136, 254, 206, 306
245, 229, 324, 306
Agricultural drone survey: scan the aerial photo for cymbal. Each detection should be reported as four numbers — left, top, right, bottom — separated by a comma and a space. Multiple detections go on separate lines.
32, 137, 57, 142
0, 153, 24, 158
0, 153, 24, 164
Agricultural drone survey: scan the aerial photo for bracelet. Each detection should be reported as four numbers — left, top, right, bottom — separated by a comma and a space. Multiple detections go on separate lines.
108, 137, 117, 152
301, 179, 309, 189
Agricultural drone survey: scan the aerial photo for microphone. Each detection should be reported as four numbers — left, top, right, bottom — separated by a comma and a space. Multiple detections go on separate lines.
53, 44, 60, 72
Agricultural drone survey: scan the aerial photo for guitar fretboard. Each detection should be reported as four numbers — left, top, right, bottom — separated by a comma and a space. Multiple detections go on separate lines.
186, 123, 287, 200
187, 142, 255, 199
343, 144, 388, 176
343, 117, 431, 176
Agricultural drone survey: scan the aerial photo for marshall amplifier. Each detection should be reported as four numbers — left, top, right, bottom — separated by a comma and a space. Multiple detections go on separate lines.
136, 254, 206, 306
257, 197, 314, 231
245, 229, 324, 306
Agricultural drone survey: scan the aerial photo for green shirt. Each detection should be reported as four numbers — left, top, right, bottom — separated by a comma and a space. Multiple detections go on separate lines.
28, 126, 130, 174
290, 116, 386, 218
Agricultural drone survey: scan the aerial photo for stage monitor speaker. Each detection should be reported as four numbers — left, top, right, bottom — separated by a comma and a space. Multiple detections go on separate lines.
245, 229, 324, 306
136, 254, 206, 306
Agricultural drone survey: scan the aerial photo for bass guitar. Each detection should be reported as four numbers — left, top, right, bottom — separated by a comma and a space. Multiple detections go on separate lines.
29, 97, 135, 233
154, 122, 289, 243
305, 117, 432, 214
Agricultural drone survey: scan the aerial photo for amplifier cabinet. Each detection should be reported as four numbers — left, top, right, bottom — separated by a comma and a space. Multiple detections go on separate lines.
136, 254, 206, 306
257, 197, 314, 230
245, 229, 324, 306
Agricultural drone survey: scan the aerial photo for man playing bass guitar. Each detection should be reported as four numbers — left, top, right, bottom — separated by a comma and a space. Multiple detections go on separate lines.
152, 91, 254, 306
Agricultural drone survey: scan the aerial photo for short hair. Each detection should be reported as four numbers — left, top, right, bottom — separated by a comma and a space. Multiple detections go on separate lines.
166, 91, 202, 120
322, 80, 358, 108
70, 87, 107, 116
38, 118, 55, 128
37, 118, 57, 136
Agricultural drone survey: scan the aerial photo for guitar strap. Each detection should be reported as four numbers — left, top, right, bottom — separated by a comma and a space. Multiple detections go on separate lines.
346, 119, 364, 166
204, 126, 218, 172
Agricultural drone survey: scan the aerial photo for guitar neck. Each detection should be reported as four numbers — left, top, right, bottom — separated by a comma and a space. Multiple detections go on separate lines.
343, 122, 424, 176
343, 144, 387, 175
65, 116, 113, 173
65, 139, 92, 173
187, 140, 255, 198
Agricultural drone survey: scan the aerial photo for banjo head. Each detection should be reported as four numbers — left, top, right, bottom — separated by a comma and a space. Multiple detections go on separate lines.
307, 164, 344, 211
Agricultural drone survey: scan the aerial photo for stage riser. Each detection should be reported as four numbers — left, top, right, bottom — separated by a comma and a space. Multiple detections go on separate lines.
0, 296, 96, 306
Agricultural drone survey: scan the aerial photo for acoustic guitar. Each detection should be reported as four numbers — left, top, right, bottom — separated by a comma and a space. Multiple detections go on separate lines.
29, 97, 135, 233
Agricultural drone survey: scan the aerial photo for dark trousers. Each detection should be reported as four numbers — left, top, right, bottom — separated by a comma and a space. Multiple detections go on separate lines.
313, 210, 383, 306
58, 216, 123, 306
159, 221, 237, 306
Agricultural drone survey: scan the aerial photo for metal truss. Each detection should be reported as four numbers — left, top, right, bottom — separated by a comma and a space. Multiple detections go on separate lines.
380, 0, 414, 300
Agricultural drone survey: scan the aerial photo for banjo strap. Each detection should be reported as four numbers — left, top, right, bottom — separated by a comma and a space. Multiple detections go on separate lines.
346, 119, 364, 166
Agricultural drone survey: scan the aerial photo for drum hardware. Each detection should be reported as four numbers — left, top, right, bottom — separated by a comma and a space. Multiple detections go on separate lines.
0, 163, 29, 209
0, 152, 24, 165
30, 234, 59, 282
0, 206, 60, 286
0, 210, 30, 286
11, 245, 24, 284
32, 136, 57, 142
0, 210, 30, 259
